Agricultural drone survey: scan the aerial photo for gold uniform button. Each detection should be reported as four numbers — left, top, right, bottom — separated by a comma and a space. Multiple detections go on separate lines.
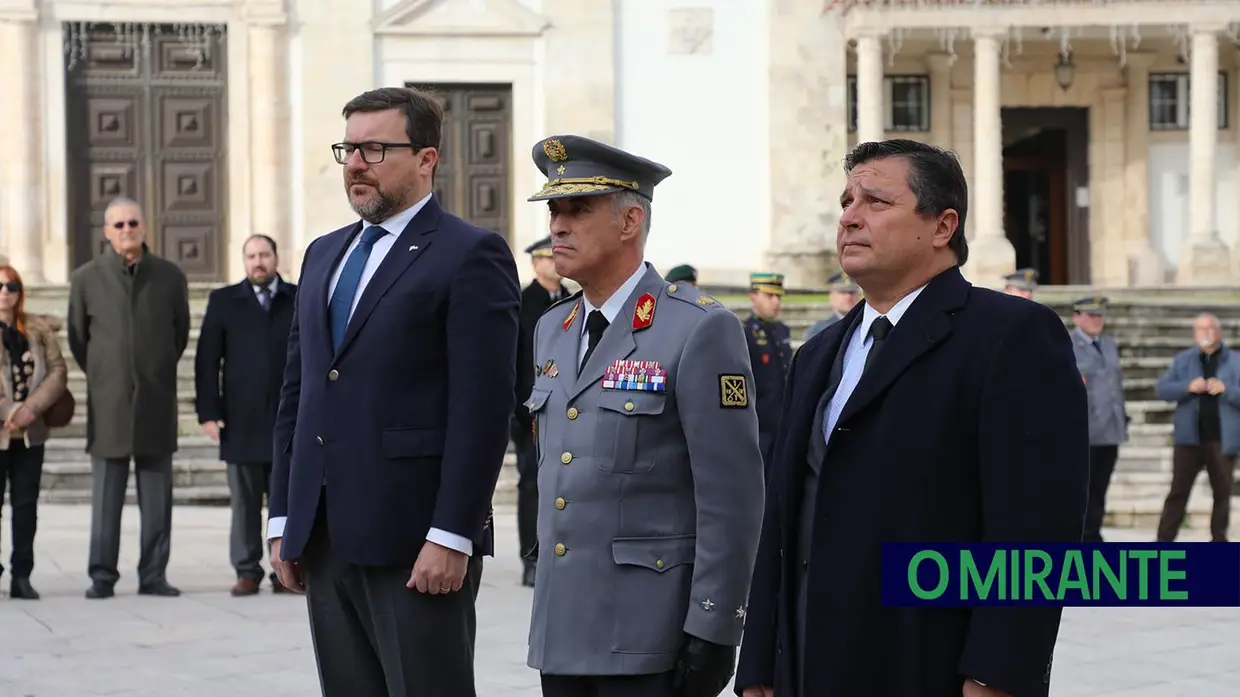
554, 497, 566, 510
328, 369, 339, 381
624, 401, 635, 412
567, 407, 579, 420
655, 559, 665, 569
554, 543, 566, 556
316, 436, 324, 446
561, 452, 573, 465
668, 283, 678, 293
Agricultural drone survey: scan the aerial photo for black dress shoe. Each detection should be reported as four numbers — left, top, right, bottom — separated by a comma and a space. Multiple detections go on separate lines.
137, 581, 181, 597
85, 582, 115, 599
10, 578, 39, 600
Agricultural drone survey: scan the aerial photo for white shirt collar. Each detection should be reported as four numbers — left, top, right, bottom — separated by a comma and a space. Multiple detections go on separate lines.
581, 263, 648, 334
362, 192, 433, 237
856, 283, 928, 340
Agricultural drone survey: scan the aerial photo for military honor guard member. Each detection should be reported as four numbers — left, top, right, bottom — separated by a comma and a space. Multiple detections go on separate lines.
514, 236, 570, 586
1069, 296, 1129, 543
521, 134, 766, 697
1002, 268, 1039, 299
745, 273, 793, 474
664, 264, 698, 287
803, 271, 861, 341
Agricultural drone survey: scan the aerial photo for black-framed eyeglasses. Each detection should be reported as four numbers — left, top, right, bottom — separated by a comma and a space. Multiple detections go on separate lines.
0, 282, 21, 294
112, 219, 140, 230
331, 141, 424, 165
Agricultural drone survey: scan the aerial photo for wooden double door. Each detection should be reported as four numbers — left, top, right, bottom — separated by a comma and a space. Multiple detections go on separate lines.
65, 23, 229, 281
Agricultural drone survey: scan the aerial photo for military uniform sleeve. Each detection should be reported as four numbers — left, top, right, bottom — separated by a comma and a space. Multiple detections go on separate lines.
675, 307, 766, 647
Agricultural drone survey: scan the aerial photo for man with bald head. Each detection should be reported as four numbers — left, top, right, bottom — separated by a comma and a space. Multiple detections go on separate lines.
68, 197, 191, 599
1154, 313, 1240, 542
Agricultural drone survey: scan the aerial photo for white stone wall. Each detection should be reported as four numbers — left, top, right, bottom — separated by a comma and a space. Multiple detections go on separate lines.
614, 0, 769, 285
1149, 142, 1239, 278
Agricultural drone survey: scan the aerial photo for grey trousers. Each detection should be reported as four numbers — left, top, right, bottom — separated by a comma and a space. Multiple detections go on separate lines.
87, 455, 173, 587
302, 498, 484, 697
227, 461, 272, 581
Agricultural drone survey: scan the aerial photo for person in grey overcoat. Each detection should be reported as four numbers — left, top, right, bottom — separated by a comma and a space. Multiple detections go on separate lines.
67, 197, 190, 599
1069, 295, 1129, 543
522, 135, 766, 697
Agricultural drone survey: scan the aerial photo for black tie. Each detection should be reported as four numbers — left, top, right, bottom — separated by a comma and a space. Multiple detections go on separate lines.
581, 311, 609, 371
863, 316, 893, 373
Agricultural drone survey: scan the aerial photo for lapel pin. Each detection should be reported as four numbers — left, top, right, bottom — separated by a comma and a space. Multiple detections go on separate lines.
409, 245, 418, 251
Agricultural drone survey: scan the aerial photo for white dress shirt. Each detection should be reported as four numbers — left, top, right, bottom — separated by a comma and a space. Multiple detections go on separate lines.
820, 283, 928, 447
577, 264, 648, 363
268, 193, 473, 557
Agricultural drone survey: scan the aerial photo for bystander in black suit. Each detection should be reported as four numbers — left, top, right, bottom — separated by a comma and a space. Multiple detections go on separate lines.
194, 234, 297, 596
513, 236, 568, 586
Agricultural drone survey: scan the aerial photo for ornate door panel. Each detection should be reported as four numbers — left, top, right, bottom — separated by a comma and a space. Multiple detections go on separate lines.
65, 23, 228, 281
409, 83, 512, 243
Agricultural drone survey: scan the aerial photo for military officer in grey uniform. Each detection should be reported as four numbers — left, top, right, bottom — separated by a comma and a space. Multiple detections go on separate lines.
1070, 296, 1129, 542
521, 134, 766, 697
803, 271, 860, 341
1002, 268, 1039, 299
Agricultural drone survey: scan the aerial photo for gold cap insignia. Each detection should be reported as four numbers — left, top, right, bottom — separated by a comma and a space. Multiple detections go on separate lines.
544, 139, 568, 163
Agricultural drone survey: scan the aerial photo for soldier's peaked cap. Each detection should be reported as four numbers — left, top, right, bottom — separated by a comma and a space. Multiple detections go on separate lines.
528, 135, 672, 202
524, 236, 554, 258
1003, 268, 1040, 291
1071, 295, 1108, 314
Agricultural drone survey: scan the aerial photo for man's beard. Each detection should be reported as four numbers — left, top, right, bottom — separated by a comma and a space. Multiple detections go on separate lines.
349, 182, 400, 224
248, 269, 273, 286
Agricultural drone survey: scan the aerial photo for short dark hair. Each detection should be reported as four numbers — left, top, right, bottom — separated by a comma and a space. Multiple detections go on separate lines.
342, 87, 444, 150
243, 234, 277, 255
843, 139, 969, 266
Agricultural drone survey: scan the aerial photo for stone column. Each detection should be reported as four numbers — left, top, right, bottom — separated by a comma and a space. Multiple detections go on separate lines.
925, 53, 954, 149
1178, 23, 1232, 283
964, 28, 1014, 286
1122, 52, 1164, 285
855, 31, 885, 145
246, 8, 291, 275
764, 0, 850, 288
0, 12, 43, 280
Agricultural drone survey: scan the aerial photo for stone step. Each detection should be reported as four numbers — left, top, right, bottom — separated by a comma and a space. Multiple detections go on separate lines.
1125, 400, 1174, 425
1127, 423, 1173, 449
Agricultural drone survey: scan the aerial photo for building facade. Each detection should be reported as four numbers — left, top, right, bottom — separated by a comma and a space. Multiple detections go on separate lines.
1, 0, 1238, 288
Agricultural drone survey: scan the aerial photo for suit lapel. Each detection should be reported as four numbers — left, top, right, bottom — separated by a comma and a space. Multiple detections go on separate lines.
835, 268, 966, 427
567, 267, 661, 400
333, 200, 440, 359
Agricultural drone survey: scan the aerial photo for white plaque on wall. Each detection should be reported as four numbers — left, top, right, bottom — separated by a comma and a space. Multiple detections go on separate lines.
667, 8, 714, 56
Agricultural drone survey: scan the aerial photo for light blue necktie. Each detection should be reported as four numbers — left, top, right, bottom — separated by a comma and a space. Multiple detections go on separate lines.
329, 226, 387, 352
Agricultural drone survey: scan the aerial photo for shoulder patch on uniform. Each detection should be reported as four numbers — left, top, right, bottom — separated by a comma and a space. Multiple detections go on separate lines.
718, 374, 749, 409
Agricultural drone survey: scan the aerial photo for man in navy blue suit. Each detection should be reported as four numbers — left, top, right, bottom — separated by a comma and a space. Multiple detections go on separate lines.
268, 86, 521, 697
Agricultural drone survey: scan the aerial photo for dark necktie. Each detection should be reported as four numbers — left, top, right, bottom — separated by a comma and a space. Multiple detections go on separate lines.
581, 310, 609, 371
329, 226, 387, 352
863, 316, 893, 373
257, 286, 272, 312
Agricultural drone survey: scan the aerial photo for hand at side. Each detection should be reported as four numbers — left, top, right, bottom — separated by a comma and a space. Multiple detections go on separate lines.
408, 541, 468, 594
270, 538, 305, 593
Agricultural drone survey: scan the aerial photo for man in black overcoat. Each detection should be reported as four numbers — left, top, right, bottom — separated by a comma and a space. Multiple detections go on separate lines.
194, 234, 297, 595
735, 139, 1089, 697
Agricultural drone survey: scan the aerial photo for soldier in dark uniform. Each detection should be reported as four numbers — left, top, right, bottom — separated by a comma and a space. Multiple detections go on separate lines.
514, 236, 569, 587
746, 272, 793, 475
1070, 296, 1129, 543
664, 264, 697, 287
1002, 268, 1039, 299
804, 270, 860, 341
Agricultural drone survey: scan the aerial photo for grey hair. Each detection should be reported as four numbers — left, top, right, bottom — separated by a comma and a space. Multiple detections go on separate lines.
1196, 312, 1221, 329
612, 190, 652, 241
105, 197, 143, 219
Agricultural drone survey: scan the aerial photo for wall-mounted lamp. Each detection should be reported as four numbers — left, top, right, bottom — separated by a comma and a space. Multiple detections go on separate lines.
1054, 53, 1076, 90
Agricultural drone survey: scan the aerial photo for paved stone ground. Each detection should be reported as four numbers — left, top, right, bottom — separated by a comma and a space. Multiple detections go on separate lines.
0, 506, 1236, 697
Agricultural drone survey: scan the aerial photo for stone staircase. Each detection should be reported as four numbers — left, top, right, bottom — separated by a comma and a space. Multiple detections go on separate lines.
21, 283, 519, 507
17, 283, 1240, 529
752, 292, 1240, 529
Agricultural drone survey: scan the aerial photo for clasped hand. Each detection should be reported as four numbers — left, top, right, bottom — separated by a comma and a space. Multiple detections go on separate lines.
672, 634, 735, 697
4, 404, 34, 431
407, 541, 468, 594
1189, 377, 1226, 395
